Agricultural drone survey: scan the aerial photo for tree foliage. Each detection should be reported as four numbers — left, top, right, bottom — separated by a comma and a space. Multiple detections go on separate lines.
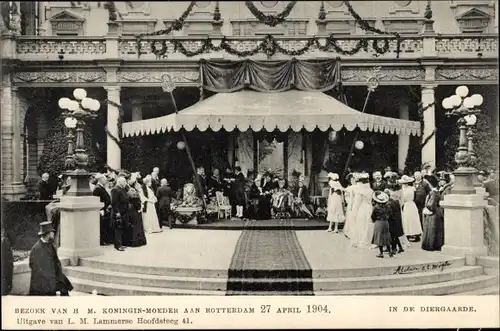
37, 116, 102, 176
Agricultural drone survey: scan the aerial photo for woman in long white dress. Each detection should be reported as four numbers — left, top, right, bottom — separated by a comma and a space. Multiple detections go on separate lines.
399, 175, 422, 240
326, 173, 345, 233
343, 173, 358, 239
351, 173, 375, 248
141, 175, 162, 234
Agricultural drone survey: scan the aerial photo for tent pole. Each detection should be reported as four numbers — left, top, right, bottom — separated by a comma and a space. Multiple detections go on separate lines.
167, 90, 207, 209
342, 90, 372, 179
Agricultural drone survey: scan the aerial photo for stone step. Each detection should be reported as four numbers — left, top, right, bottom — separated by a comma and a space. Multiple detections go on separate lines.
67, 278, 226, 296
79, 256, 466, 279
316, 275, 499, 296
476, 256, 499, 269
450, 286, 499, 296
65, 265, 481, 292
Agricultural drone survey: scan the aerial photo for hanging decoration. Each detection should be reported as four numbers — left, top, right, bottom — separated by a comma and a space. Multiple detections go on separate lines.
245, 1, 298, 27
147, 33, 394, 59
177, 141, 186, 150
344, 0, 401, 58
354, 140, 364, 150
135, 1, 196, 57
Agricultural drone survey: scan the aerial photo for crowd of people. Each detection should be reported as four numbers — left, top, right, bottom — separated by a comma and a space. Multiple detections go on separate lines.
324, 166, 499, 258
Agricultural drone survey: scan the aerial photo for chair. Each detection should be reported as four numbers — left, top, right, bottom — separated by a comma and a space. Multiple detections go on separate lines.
215, 191, 232, 219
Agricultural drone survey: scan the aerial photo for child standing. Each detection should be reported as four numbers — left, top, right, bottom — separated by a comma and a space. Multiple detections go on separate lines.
326, 173, 345, 233
371, 191, 393, 258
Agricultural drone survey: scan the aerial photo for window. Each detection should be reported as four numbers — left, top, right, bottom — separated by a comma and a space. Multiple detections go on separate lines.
394, 1, 412, 7
327, 1, 344, 8
261, 1, 278, 8
195, 1, 211, 8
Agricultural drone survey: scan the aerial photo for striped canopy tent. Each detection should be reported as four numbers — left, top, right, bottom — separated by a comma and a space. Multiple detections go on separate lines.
122, 90, 421, 137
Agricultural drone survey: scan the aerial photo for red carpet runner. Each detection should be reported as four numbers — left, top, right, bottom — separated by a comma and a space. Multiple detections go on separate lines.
226, 221, 314, 295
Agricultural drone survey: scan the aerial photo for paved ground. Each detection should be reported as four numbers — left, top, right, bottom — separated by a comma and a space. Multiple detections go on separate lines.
90, 228, 457, 270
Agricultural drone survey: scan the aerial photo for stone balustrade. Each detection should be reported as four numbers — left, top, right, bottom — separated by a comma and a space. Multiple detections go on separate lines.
7, 33, 498, 62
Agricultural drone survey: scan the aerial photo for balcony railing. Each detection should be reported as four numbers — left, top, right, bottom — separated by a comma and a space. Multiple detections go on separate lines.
8, 33, 499, 62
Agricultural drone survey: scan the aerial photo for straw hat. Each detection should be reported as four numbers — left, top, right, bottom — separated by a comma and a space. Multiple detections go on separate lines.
372, 191, 389, 204
94, 173, 105, 181
38, 221, 55, 236
359, 172, 370, 179
383, 171, 396, 179
327, 172, 339, 181
398, 175, 415, 184
372, 171, 382, 177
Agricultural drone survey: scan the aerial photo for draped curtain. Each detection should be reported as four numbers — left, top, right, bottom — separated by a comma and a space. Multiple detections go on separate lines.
309, 131, 329, 196
287, 132, 303, 181
201, 59, 340, 92
236, 130, 254, 177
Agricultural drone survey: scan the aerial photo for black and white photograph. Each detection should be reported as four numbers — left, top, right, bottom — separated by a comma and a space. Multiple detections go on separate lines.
1, 0, 499, 329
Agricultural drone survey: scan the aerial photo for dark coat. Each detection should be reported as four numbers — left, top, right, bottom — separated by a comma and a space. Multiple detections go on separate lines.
372, 180, 387, 192
414, 180, 430, 207
293, 185, 310, 204
156, 185, 173, 211
39, 181, 54, 200
151, 176, 160, 195
93, 184, 111, 214
386, 199, 404, 238
193, 173, 208, 198
208, 176, 224, 197
29, 239, 73, 296
1, 233, 14, 295
111, 186, 130, 229
232, 173, 247, 206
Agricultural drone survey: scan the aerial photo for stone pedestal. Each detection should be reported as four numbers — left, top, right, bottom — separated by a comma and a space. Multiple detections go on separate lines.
441, 193, 487, 265
174, 206, 202, 225
57, 195, 104, 266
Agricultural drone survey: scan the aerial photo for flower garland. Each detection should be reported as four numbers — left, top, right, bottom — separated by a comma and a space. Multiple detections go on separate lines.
170, 208, 208, 224
136, 1, 196, 57
147, 34, 399, 59
245, 1, 298, 27
344, 0, 401, 58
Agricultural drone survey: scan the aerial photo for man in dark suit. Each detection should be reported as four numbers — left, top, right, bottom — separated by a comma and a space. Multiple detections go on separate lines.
93, 173, 112, 245
371, 171, 387, 191
156, 178, 174, 229
29, 221, 73, 296
110, 176, 129, 251
151, 167, 161, 193
413, 171, 430, 228
193, 166, 208, 200
39, 173, 55, 200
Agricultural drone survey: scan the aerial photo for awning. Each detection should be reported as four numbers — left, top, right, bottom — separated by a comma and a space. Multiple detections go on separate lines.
122, 90, 421, 137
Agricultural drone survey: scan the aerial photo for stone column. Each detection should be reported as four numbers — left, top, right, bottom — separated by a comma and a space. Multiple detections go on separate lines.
105, 86, 121, 171
397, 103, 410, 172
421, 84, 436, 170
37, 1, 46, 36
131, 100, 143, 121
57, 195, 104, 265
1, 84, 26, 199
441, 193, 487, 265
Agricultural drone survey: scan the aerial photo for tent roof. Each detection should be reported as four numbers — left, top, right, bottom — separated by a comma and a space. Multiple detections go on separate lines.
122, 90, 421, 137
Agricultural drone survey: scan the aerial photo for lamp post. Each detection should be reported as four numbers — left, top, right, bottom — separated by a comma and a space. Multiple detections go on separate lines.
58, 88, 100, 197
441, 85, 483, 194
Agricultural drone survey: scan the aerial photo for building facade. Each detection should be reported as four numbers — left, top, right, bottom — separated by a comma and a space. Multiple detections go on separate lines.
1, 1, 499, 199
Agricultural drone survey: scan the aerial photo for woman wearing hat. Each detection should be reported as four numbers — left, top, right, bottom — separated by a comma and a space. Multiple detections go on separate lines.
351, 173, 375, 248
421, 175, 444, 251
371, 191, 394, 258
399, 175, 422, 242
326, 173, 345, 233
343, 173, 359, 239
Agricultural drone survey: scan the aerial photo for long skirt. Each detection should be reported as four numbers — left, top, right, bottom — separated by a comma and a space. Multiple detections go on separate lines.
421, 213, 444, 251
143, 203, 162, 234
372, 220, 392, 246
402, 201, 422, 236
122, 209, 147, 247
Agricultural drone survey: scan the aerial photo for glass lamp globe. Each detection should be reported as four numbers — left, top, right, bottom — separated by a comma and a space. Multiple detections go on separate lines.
464, 114, 477, 126
81, 97, 92, 110
73, 88, 87, 100
455, 86, 469, 98
354, 140, 364, 150
442, 97, 453, 109
58, 97, 71, 109
450, 95, 462, 107
471, 94, 483, 107
90, 99, 101, 111
64, 117, 77, 129
67, 100, 79, 111
463, 97, 475, 109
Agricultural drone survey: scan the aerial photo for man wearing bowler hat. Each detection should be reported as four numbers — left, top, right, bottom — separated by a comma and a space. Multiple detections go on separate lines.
29, 221, 73, 296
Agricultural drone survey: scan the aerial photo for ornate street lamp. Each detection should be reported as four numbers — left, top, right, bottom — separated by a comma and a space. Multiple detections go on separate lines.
58, 88, 100, 196
442, 86, 483, 194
